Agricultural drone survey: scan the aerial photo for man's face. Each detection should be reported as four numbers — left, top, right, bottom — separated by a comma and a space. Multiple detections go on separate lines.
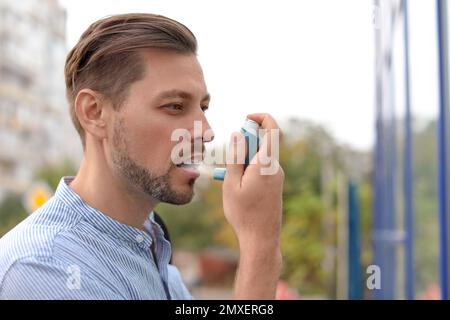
108, 48, 213, 204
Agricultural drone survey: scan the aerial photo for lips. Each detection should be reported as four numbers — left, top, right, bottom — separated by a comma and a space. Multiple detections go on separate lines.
176, 163, 200, 169
174, 153, 204, 167
176, 162, 201, 179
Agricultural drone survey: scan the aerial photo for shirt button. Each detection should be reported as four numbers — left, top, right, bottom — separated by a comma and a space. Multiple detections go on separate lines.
135, 234, 144, 243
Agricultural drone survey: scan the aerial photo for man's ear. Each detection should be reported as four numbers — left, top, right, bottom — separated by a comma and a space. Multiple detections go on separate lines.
74, 89, 109, 141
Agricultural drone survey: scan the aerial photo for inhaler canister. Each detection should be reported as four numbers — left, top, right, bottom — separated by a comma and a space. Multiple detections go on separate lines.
213, 119, 260, 181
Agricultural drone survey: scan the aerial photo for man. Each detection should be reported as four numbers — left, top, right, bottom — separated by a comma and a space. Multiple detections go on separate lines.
0, 13, 284, 299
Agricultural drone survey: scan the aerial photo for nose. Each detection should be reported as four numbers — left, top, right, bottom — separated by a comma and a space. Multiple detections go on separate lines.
189, 114, 213, 163
202, 117, 214, 143
192, 112, 214, 144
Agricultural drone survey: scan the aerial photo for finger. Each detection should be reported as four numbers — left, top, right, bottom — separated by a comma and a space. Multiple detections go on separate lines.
246, 114, 281, 163
224, 132, 246, 185
246, 113, 280, 130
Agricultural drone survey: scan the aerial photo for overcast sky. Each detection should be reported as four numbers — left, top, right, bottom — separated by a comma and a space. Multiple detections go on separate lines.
58, 0, 439, 151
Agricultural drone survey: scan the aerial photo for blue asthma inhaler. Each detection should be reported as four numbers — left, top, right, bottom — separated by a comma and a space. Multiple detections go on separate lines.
213, 119, 260, 181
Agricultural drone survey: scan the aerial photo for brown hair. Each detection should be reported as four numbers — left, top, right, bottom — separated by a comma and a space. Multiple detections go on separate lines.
64, 13, 198, 146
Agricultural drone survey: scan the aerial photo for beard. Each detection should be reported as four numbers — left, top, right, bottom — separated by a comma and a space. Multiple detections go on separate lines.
111, 118, 194, 205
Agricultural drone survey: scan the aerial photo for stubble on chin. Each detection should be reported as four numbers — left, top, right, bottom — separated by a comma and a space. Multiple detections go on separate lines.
111, 118, 194, 205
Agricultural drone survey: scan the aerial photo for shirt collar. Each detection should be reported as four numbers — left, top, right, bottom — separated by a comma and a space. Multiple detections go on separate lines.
55, 176, 154, 250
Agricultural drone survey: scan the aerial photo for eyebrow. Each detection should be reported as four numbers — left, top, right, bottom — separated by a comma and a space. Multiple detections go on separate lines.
156, 89, 210, 102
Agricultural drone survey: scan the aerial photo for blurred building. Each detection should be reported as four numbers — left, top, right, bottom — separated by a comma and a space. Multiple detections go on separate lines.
0, 0, 81, 199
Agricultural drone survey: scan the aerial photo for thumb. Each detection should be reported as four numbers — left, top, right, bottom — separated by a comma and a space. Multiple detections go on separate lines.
224, 132, 246, 185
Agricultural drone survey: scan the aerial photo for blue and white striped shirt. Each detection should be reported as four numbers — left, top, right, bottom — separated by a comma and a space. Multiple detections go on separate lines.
0, 177, 192, 300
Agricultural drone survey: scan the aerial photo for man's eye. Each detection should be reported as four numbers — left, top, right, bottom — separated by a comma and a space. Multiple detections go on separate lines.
201, 105, 209, 112
165, 104, 184, 112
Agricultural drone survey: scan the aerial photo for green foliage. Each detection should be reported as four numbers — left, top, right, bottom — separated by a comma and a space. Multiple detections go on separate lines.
0, 194, 28, 237
412, 120, 439, 295
281, 189, 326, 294
34, 159, 77, 190
279, 122, 347, 298
358, 177, 374, 274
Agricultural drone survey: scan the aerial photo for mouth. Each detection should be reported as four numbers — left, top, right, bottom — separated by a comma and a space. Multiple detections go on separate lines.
175, 162, 201, 179
176, 163, 200, 169
174, 152, 203, 168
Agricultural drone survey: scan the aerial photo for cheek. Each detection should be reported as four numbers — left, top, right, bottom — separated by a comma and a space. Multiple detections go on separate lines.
126, 125, 176, 167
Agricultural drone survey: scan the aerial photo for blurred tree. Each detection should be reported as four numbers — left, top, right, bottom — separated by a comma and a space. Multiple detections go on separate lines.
412, 120, 439, 296
0, 194, 28, 236
34, 159, 77, 191
280, 120, 339, 297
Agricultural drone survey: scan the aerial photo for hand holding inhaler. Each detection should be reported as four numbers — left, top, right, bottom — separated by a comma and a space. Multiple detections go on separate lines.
220, 113, 284, 299
213, 118, 260, 181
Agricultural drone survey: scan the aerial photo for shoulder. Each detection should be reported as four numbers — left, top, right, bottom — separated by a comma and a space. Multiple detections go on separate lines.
0, 196, 81, 283
0, 197, 127, 299
0, 255, 124, 299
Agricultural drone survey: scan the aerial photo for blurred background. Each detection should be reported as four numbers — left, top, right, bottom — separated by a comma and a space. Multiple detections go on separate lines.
0, 0, 447, 299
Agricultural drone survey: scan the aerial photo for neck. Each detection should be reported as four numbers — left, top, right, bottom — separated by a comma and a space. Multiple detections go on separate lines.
70, 145, 158, 230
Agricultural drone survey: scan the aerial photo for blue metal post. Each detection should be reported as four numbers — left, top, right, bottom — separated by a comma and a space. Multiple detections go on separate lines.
373, 0, 386, 299
402, 0, 415, 300
373, 75, 384, 299
436, 0, 450, 300
373, 0, 401, 299
385, 68, 398, 300
348, 182, 363, 299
